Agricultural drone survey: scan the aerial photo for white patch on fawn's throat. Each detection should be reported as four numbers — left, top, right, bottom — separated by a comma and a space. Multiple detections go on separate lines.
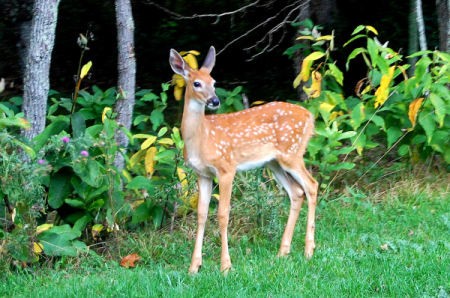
188, 99, 205, 112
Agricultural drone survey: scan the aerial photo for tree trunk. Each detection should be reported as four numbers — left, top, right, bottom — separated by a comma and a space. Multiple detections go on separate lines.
416, 0, 428, 51
114, 0, 136, 170
436, 0, 450, 52
22, 0, 60, 140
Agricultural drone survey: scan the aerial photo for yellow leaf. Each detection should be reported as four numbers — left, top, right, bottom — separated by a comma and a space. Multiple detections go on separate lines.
329, 111, 344, 121
133, 133, 154, 139
308, 71, 322, 98
172, 74, 185, 88
319, 102, 335, 117
361, 85, 372, 95
33, 242, 43, 254
141, 136, 157, 150
183, 54, 198, 70
80, 61, 92, 79
102, 107, 112, 123
174, 86, 184, 101
374, 66, 395, 108
145, 147, 157, 175
299, 58, 313, 83
157, 138, 174, 146
408, 98, 424, 129
304, 51, 326, 62
212, 194, 220, 201
177, 167, 187, 188
92, 224, 104, 233
131, 199, 145, 209
315, 35, 334, 41
296, 36, 314, 40
36, 223, 53, 234
180, 50, 200, 56
293, 73, 303, 89
122, 169, 132, 183
251, 101, 266, 106
177, 167, 189, 201
189, 193, 199, 209
129, 149, 146, 169
92, 224, 104, 239
365, 25, 378, 35
19, 118, 30, 129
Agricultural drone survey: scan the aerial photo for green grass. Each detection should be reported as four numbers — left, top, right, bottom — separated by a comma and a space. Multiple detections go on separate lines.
1, 174, 449, 297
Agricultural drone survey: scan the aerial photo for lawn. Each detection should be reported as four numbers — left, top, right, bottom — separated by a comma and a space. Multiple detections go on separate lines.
1, 174, 449, 297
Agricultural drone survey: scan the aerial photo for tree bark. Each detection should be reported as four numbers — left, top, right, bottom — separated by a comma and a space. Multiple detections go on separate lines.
22, 0, 61, 140
114, 0, 136, 170
436, 0, 450, 52
416, 0, 428, 51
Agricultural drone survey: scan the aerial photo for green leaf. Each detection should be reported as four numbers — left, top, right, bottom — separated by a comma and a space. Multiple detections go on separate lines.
133, 115, 149, 126
132, 202, 153, 224
150, 109, 164, 131
151, 206, 164, 228
327, 63, 343, 85
346, 48, 367, 70
397, 144, 410, 156
429, 93, 446, 127
337, 131, 357, 140
73, 214, 92, 233
367, 38, 378, 67
430, 130, 449, 153
71, 111, 86, 138
418, 112, 436, 143
65, 199, 85, 208
85, 124, 103, 138
350, 102, 366, 130
87, 199, 105, 211
344, 34, 367, 47
127, 176, 153, 191
38, 225, 86, 257
414, 56, 432, 80
48, 174, 72, 209
351, 25, 366, 36
157, 126, 168, 137
370, 115, 386, 131
80, 160, 103, 187
141, 92, 159, 102
33, 118, 69, 151
386, 127, 402, 148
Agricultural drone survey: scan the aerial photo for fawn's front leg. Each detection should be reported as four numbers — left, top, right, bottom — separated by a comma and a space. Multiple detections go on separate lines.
189, 175, 212, 274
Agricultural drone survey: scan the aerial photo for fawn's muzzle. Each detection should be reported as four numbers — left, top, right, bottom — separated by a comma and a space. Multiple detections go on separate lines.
206, 96, 220, 109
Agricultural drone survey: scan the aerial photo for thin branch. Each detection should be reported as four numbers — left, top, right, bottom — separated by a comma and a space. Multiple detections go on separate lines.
146, 0, 261, 21
145, 0, 310, 59
243, 1, 308, 60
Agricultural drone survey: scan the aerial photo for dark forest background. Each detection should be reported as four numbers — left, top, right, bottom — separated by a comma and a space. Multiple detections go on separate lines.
0, 0, 440, 101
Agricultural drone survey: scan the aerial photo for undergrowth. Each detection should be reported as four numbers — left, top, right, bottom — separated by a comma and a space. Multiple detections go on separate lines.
1, 167, 448, 297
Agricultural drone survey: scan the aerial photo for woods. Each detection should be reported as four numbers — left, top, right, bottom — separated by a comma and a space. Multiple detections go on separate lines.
0, 0, 449, 293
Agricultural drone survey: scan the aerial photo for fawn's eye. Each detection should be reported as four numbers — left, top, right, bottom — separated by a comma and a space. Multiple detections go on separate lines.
193, 81, 202, 88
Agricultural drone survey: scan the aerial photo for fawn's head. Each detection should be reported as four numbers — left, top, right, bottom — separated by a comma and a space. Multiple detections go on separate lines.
169, 46, 220, 110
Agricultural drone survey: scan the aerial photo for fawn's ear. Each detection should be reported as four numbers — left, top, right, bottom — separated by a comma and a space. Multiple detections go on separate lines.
200, 46, 216, 74
169, 49, 189, 78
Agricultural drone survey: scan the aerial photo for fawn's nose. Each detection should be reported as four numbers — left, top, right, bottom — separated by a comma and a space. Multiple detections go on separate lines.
207, 96, 220, 109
